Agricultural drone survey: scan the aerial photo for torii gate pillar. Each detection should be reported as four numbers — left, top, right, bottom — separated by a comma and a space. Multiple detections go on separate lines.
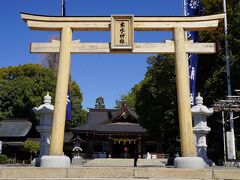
173, 27, 205, 168
50, 27, 72, 156
41, 27, 72, 167
174, 27, 195, 157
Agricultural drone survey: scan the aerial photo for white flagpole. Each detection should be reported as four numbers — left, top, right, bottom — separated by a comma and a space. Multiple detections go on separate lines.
183, 0, 187, 16
223, 0, 236, 160
183, 0, 188, 40
61, 0, 65, 16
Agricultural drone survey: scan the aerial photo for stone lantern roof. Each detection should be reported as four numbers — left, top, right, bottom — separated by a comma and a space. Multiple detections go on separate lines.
191, 93, 213, 116
33, 92, 54, 114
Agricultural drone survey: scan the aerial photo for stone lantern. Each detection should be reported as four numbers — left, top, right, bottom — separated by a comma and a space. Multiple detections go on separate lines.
33, 92, 54, 166
191, 93, 215, 166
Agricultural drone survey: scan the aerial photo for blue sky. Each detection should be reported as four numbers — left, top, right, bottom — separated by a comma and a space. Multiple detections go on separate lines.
0, 0, 183, 109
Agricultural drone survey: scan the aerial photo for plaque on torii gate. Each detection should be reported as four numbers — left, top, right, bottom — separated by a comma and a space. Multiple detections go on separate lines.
111, 15, 134, 49
21, 13, 224, 168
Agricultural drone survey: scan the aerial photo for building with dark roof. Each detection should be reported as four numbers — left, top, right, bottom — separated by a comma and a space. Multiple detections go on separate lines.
0, 118, 38, 162
0, 118, 73, 163
0, 119, 32, 139
70, 104, 163, 158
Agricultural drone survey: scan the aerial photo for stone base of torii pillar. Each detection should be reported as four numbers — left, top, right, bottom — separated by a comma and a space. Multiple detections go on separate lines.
174, 157, 205, 168
40, 155, 70, 168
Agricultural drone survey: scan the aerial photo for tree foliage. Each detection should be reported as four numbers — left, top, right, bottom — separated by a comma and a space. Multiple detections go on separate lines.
198, 0, 240, 105
115, 1, 240, 148
197, 1, 240, 160
116, 55, 178, 140
23, 140, 40, 160
0, 154, 8, 164
0, 64, 86, 127
95, 97, 105, 109
0, 64, 56, 124
115, 82, 143, 110
135, 55, 178, 139
67, 81, 87, 127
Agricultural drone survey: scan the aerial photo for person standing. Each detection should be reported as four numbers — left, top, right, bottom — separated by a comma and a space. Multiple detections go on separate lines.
134, 145, 139, 167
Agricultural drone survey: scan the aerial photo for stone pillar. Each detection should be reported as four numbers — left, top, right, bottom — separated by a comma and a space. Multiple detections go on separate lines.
33, 92, 54, 166
191, 93, 215, 166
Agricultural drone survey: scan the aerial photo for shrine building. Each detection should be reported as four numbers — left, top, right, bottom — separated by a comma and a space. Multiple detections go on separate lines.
70, 104, 163, 158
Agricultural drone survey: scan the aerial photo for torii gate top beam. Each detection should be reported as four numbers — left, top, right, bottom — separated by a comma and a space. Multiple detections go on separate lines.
21, 13, 224, 31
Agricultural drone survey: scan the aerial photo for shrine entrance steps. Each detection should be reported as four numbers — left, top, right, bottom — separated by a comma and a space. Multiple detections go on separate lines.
0, 166, 240, 179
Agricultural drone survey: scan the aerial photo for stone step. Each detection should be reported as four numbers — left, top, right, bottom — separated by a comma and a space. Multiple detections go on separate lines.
0, 178, 206, 180
0, 166, 240, 179
0, 178, 208, 180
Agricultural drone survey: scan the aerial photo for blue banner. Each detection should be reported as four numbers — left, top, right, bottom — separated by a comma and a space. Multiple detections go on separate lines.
66, 87, 72, 121
186, 0, 200, 106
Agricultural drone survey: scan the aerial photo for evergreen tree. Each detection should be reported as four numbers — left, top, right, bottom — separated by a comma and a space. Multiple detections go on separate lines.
95, 97, 105, 109
115, 1, 240, 156
0, 64, 56, 124
0, 64, 86, 127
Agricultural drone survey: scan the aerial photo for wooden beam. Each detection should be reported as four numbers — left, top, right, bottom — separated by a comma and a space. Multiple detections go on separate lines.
27, 20, 110, 31
51, 39, 80, 43
21, 13, 224, 31
30, 42, 216, 54
134, 20, 220, 31
26, 19, 220, 31
21, 13, 224, 23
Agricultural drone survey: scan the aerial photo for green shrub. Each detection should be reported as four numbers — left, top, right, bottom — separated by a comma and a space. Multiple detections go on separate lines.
236, 151, 240, 159
0, 154, 8, 164
23, 140, 40, 161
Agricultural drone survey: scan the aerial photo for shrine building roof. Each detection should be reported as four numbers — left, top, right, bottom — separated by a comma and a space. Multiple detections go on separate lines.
71, 104, 146, 134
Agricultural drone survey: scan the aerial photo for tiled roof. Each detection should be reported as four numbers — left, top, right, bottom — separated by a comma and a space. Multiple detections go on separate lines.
0, 119, 32, 137
71, 105, 146, 134
93, 122, 146, 133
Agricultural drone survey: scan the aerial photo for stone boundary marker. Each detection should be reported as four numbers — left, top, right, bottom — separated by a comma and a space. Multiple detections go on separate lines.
0, 167, 239, 179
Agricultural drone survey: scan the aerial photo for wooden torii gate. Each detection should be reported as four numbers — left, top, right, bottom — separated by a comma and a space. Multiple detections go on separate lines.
21, 13, 224, 163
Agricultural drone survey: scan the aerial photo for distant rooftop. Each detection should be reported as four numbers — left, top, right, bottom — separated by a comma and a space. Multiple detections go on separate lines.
0, 119, 32, 137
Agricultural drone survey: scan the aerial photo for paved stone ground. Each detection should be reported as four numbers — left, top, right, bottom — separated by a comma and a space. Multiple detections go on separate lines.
78, 158, 240, 169
81, 158, 167, 167
1, 159, 240, 179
